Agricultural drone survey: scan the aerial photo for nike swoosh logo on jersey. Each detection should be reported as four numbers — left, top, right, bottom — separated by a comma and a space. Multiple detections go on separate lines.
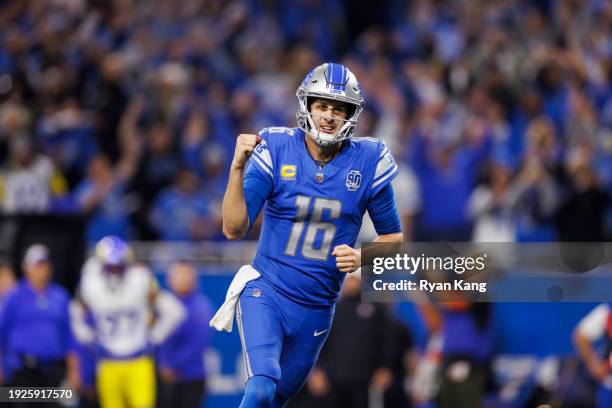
313, 329, 328, 337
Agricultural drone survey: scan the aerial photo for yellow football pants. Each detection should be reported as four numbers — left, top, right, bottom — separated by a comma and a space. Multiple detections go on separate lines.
97, 355, 156, 408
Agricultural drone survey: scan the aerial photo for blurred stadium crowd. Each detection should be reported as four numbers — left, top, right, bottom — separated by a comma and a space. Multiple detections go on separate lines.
0, 0, 610, 244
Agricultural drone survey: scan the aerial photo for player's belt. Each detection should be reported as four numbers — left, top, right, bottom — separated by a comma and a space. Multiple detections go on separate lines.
97, 347, 150, 361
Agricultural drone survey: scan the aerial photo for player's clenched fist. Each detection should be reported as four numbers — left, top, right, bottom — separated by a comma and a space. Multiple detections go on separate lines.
231, 133, 262, 170
332, 244, 361, 273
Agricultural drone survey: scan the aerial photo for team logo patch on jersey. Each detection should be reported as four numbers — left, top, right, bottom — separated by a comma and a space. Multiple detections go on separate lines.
281, 165, 296, 181
252, 288, 262, 298
345, 170, 362, 191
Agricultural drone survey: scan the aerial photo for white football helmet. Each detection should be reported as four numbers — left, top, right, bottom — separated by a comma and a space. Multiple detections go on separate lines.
95, 235, 133, 274
296, 63, 364, 147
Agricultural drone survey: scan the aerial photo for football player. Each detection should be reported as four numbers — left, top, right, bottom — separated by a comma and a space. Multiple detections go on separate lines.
574, 303, 612, 407
70, 236, 185, 408
219, 63, 403, 407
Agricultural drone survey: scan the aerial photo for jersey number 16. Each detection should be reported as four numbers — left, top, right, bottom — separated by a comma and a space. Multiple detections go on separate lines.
284, 195, 341, 261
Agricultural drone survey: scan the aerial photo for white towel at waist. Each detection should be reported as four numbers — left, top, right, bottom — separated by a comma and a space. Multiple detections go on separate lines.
209, 265, 261, 332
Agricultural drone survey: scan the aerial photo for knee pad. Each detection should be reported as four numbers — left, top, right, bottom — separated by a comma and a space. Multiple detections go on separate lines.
240, 375, 277, 408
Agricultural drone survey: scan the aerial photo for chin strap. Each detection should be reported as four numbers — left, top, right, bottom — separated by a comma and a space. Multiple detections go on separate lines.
305, 112, 354, 147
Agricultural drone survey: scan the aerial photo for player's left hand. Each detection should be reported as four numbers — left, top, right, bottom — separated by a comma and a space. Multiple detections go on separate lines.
332, 244, 361, 273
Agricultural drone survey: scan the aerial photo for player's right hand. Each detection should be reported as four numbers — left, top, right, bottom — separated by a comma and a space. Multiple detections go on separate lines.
587, 358, 609, 383
231, 133, 262, 170
332, 244, 361, 273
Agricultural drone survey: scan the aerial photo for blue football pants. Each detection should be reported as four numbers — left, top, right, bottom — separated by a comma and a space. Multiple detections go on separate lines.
236, 278, 334, 406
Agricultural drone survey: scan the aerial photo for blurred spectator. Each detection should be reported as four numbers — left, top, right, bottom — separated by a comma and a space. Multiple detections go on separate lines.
511, 155, 560, 242
73, 154, 135, 243
89, 53, 130, 163
0, 98, 32, 162
392, 165, 421, 241
411, 331, 443, 405
230, 84, 281, 135
409, 117, 490, 241
157, 261, 214, 408
523, 117, 561, 169
0, 263, 16, 311
468, 157, 517, 242
0, 262, 16, 389
36, 96, 99, 188
152, 63, 192, 126
280, 0, 346, 60
565, 86, 601, 149
0, 137, 67, 213
180, 109, 210, 176
301, 273, 397, 408
0, 244, 78, 397
383, 316, 415, 408
573, 303, 612, 408
417, 301, 494, 408
556, 145, 610, 241
201, 143, 228, 201
201, 144, 228, 240
131, 119, 180, 240
149, 168, 218, 241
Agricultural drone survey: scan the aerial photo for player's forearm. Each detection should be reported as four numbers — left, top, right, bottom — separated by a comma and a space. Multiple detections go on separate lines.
573, 330, 602, 368
65, 351, 80, 389
374, 232, 403, 243
150, 291, 186, 344
355, 233, 403, 271
574, 329, 609, 381
223, 133, 263, 239
69, 299, 96, 344
222, 167, 250, 240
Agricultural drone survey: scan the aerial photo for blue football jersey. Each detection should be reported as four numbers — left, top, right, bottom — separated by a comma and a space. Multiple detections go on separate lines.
248, 127, 399, 306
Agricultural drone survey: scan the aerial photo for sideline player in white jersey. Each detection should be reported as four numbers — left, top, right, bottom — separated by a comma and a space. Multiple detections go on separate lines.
70, 236, 185, 408
574, 303, 612, 407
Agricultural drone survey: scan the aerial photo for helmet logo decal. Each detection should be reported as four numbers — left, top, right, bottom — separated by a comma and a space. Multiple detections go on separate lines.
326, 63, 348, 94
302, 70, 314, 86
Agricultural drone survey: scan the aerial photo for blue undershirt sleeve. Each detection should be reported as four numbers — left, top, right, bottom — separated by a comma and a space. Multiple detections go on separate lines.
367, 183, 402, 236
